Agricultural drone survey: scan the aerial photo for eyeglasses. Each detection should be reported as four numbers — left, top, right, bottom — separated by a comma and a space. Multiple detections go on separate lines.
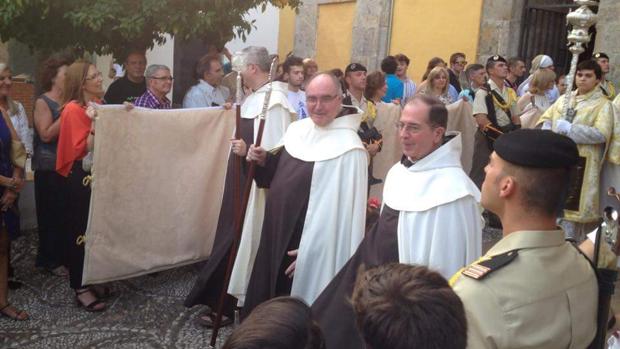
151, 76, 174, 81
456, 60, 468, 65
395, 121, 424, 134
85, 72, 103, 81
306, 94, 339, 105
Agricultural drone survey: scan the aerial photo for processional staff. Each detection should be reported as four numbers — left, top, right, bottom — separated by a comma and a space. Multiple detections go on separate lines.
209, 55, 279, 348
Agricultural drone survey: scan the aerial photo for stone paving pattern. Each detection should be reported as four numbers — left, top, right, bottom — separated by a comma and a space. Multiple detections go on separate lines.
4, 226, 590, 349
1, 230, 231, 349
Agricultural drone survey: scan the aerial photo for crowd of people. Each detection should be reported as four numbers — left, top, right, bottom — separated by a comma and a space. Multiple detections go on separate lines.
0, 43, 619, 349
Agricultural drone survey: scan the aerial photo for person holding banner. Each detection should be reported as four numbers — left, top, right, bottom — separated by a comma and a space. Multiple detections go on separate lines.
56, 61, 107, 313
184, 46, 294, 327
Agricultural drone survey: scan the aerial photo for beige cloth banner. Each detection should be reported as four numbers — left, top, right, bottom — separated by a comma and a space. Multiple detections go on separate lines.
82, 106, 236, 285
446, 100, 476, 174
369, 100, 476, 199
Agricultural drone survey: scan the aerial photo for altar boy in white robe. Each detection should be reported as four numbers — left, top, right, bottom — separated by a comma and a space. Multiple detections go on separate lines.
312, 94, 483, 349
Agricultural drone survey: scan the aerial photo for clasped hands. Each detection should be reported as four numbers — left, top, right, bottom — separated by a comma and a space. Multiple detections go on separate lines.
230, 138, 266, 166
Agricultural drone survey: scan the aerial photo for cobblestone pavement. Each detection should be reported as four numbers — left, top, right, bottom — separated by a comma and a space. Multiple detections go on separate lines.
1, 230, 231, 349
1, 227, 504, 349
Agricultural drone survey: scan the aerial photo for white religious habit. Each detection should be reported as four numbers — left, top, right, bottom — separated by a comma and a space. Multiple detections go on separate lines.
226, 81, 296, 304
286, 112, 368, 304
383, 132, 482, 276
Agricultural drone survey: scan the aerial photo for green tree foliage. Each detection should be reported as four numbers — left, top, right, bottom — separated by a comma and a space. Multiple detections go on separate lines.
0, 0, 300, 59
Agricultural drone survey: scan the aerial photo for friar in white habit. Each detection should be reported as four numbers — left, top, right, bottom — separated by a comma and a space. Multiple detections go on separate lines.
312, 94, 483, 349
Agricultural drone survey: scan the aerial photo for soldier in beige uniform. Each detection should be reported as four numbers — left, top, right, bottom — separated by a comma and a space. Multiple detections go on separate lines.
469, 55, 521, 189
452, 129, 598, 349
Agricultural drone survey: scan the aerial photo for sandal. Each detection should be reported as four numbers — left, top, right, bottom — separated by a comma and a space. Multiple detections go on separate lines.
0, 303, 29, 321
89, 284, 113, 299
194, 311, 233, 328
75, 289, 107, 313
48, 266, 69, 277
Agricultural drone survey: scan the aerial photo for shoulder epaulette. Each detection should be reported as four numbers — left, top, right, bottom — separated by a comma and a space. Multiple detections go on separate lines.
462, 250, 519, 280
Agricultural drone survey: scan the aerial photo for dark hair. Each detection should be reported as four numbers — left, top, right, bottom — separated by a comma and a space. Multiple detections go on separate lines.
465, 63, 485, 79
507, 57, 524, 69
283, 55, 304, 74
449, 52, 466, 65
485, 59, 505, 72
352, 263, 467, 349
364, 71, 386, 100
422, 57, 446, 81
577, 59, 603, 80
409, 95, 448, 129
380, 56, 398, 75
394, 53, 410, 66
222, 297, 325, 349
195, 54, 221, 79
503, 164, 573, 217
465, 63, 484, 79
124, 48, 146, 63
330, 68, 344, 79
39, 56, 72, 92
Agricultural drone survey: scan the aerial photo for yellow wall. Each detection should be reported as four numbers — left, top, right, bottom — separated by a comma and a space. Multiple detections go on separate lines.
390, 0, 484, 82
315, 2, 356, 72
278, 6, 296, 59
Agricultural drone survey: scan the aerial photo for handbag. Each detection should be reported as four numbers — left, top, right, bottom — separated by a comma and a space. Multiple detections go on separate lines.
10, 139, 27, 168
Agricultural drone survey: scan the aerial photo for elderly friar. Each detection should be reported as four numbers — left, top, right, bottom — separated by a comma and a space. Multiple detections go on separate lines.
239, 72, 369, 317
184, 46, 294, 327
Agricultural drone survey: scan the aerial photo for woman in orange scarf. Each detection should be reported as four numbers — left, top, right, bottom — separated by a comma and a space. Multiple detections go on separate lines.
56, 61, 107, 312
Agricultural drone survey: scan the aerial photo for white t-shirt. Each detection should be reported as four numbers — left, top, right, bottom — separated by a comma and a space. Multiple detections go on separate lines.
288, 90, 308, 119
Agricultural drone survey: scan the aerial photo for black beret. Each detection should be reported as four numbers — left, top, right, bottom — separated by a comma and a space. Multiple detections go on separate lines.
494, 129, 579, 168
487, 55, 507, 64
345, 63, 367, 74
593, 52, 609, 60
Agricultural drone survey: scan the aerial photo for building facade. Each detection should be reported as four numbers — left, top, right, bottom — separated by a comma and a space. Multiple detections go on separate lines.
278, 0, 619, 86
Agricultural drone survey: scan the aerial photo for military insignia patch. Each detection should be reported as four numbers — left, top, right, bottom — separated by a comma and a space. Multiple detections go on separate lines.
462, 250, 519, 280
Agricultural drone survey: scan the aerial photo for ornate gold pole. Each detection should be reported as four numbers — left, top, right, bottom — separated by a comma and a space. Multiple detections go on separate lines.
562, 0, 598, 122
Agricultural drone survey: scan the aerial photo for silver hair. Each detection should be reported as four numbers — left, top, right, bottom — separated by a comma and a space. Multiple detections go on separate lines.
145, 64, 170, 80
240, 46, 271, 73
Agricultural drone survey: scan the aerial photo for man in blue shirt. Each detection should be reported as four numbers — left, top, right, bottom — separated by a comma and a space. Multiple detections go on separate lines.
381, 56, 404, 104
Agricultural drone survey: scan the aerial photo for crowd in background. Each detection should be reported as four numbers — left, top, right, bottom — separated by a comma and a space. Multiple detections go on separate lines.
0, 44, 617, 348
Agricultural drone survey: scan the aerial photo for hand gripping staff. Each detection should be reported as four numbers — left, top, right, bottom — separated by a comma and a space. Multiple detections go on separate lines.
209, 56, 279, 348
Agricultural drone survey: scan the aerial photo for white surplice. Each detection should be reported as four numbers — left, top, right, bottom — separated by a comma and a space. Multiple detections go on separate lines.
228, 81, 295, 304
383, 132, 483, 278
285, 112, 368, 305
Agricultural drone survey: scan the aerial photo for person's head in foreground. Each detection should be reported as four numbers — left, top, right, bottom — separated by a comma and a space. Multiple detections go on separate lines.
482, 129, 579, 223
398, 95, 447, 162
222, 296, 325, 349
351, 263, 467, 349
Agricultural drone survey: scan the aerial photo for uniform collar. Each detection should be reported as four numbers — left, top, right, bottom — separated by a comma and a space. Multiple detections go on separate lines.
486, 229, 565, 256
488, 79, 506, 94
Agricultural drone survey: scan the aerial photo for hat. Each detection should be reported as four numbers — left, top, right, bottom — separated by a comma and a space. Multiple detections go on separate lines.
345, 63, 367, 74
487, 55, 507, 64
593, 52, 609, 60
494, 129, 579, 168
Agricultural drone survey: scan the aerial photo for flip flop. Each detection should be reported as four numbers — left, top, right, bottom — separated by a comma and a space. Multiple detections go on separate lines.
194, 312, 232, 328
0, 304, 29, 321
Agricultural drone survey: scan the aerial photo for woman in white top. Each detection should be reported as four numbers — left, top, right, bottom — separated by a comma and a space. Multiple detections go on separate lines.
0, 63, 33, 155
517, 68, 556, 129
